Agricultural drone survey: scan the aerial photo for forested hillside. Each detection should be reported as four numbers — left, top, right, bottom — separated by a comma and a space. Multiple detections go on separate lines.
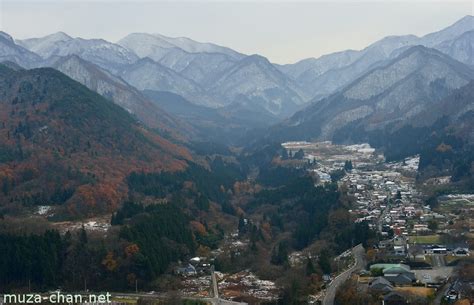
0, 64, 191, 218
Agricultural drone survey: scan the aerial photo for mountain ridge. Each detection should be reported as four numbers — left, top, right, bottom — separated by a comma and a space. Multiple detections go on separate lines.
49, 54, 194, 139
265, 45, 474, 144
279, 15, 474, 100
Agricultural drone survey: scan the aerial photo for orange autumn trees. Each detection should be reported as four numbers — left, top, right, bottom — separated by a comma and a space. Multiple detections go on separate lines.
0, 64, 192, 218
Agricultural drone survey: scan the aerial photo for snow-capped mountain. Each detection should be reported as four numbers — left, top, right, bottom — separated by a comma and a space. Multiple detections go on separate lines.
118, 33, 242, 89
18, 33, 139, 73
158, 52, 239, 89
435, 30, 474, 66
118, 33, 243, 61
17, 32, 72, 55
118, 57, 220, 107
279, 15, 474, 101
276, 49, 361, 84
420, 15, 474, 47
209, 54, 308, 117
271, 46, 474, 142
0, 31, 42, 68
2, 15, 473, 129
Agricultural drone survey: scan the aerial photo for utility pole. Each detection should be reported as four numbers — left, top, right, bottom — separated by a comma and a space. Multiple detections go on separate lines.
135, 279, 138, 293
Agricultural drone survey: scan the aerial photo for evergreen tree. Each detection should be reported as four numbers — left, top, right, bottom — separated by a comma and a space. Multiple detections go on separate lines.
293, 149, 305, 160
271, 241, 289, 265
344, 160, 353, 171
318, 249, 332, 274
238, 216, 247, 235
79, 225, 88, 244
195, 194, 210, 211
306, 257, 316, 276
396, 190, 402, 200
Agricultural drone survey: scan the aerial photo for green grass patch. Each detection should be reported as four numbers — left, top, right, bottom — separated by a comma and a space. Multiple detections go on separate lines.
408, 235, 441, 244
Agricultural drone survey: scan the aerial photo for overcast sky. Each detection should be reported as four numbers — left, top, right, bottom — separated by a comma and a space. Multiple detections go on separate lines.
0, 0, 472, 64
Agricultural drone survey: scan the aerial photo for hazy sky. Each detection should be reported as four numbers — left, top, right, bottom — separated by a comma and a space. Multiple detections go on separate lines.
0, 0, 472, 64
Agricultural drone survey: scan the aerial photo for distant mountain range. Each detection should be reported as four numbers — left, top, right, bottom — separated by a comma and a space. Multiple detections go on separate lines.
278, 15, 474, 100
18, 32, 138, 73
269, 46, 473, 141
0, 15, 473, 146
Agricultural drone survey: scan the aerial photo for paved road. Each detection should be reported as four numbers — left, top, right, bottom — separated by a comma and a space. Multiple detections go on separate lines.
378, 196, 390, 233
431, 255, 446, 267
322, 244, 365, 305
211, 270, 219, 298
433, 282, 450, 305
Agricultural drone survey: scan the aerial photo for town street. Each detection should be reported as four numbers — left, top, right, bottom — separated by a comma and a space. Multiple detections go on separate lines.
322, 244, 365, 305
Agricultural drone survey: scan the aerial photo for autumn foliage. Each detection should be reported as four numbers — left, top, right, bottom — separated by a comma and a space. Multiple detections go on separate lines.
0, 65, 192, 217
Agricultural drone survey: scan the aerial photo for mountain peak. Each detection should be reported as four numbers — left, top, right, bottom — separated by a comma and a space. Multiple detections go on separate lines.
0, 31, 14, 43
119, 32, 244, 61
453, 15, 474, 26
241, 54, 271, 65
399, 44, 434, 55
396, 44, 471, 67
48, 31, 72, 41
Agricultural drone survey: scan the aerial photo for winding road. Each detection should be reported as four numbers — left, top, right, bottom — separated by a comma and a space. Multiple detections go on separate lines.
322, 244, 365, 305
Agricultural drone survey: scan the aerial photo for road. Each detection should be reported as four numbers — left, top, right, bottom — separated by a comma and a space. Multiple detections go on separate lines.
433, 282, 450, 305
322, 244, 365, 305
431, 255, 446, 267
377, 192, 391, 233
211, 270, 219, 298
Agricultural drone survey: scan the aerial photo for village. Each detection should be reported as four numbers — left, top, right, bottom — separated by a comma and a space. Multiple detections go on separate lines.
283, 141, 473, 304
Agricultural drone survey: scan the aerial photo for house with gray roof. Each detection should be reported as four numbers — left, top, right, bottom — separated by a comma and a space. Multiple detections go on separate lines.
369, 276, 394, 293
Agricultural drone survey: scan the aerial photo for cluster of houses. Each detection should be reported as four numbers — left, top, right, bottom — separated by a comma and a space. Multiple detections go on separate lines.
338, 155, 458, 246
175, 257, 211, 277
278, 144, 474, 304
366, 264, 419, 305
377, 235, 470, 258
369, 264, 416, 287
342, 164, 425, 237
